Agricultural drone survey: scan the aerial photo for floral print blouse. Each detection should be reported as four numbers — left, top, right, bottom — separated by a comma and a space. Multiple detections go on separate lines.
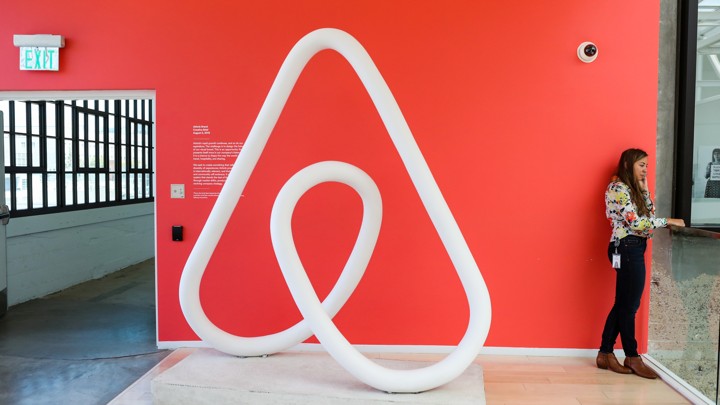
605, 179, 667, 242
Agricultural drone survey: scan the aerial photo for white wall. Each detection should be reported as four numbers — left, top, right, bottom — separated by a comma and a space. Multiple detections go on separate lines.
5, 202, 154, 305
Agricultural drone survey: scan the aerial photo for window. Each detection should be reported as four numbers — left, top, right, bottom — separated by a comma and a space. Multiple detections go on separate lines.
0, 98, 154, 217
676, 0, 720, 229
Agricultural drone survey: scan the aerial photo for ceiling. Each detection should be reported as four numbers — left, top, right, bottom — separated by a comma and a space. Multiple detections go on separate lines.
698, 0, 720, 54
697, 0, 720, 103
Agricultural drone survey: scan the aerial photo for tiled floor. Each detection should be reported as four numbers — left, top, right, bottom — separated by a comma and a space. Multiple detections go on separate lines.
0, 259, 694, 404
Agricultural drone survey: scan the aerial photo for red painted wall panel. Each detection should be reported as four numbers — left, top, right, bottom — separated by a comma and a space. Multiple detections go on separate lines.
0, 1, 661, 352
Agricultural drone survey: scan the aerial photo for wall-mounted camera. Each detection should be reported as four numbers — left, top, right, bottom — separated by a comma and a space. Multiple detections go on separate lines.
577, 42, 598, 63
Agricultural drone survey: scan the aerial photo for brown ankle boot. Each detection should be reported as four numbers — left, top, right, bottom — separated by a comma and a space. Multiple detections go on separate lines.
624, 356, 658, 379
596, 352, 609, 369
606, 353, 632, 374
597, 352, 632, 374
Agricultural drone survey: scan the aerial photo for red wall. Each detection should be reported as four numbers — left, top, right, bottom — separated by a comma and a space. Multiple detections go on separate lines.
0, 1, 661, 352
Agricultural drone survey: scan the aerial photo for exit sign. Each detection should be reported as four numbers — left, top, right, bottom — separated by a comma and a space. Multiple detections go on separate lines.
19, 47, 60, 71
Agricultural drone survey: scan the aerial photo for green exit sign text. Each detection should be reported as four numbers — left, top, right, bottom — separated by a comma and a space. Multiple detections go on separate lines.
19, 47, 60, 71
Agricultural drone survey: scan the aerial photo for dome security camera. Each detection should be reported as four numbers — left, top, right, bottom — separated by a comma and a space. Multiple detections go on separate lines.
577, 42, 598, 63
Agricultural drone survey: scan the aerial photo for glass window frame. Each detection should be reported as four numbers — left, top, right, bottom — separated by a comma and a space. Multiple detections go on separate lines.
1, 96, 154, 218
675, 0, 720, 231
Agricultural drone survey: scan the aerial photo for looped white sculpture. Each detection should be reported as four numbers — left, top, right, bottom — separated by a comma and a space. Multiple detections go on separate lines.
179, 28, 492, 393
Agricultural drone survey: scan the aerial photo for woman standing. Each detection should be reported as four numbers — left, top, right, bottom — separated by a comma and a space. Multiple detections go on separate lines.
704, 148, 720, 198
597, 148, 685, 378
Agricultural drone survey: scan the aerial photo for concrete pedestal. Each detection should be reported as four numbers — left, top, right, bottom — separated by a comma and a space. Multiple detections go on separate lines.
152, 349, 485, 404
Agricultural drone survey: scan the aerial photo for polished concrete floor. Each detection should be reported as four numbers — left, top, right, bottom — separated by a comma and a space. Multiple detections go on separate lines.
0, 259, 170, 405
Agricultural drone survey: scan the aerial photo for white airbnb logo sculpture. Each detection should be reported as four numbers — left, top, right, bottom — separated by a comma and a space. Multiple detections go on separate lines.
179, 28, 492, 393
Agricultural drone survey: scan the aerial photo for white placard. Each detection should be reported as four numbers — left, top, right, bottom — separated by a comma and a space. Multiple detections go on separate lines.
710, 164, 720, 181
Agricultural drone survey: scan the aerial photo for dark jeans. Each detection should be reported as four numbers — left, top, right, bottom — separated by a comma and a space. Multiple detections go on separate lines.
600, 235, 647, 357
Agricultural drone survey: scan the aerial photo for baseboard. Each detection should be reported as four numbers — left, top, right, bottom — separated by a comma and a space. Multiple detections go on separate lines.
156, 341, 603, 358
158, 340, 209, 350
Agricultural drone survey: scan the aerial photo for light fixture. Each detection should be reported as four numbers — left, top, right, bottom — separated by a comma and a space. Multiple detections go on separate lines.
13, 34, 65, 71
13, 34, 65, 48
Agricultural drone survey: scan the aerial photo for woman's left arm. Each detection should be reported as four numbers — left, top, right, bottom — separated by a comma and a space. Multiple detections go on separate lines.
642, 189, 669, 228
612, 183, 666, 231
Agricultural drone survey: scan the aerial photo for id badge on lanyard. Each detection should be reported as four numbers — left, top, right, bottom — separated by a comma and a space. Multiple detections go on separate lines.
612, 240, 621, 269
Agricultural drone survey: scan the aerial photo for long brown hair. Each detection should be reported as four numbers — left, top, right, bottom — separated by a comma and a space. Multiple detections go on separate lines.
615, 148, 649, 217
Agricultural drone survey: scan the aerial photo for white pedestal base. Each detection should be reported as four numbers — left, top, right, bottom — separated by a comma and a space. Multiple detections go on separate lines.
151, 349, 485, 404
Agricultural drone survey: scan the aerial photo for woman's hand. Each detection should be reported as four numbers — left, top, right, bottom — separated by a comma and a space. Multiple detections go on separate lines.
638, 177, 649, 192
667, 218, 686, 227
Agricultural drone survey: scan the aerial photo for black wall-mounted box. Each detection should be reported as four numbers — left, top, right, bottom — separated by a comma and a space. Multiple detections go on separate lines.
172, 225, 183, 241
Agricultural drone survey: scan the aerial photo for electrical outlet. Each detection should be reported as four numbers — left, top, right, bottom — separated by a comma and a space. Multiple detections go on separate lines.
171, 184, 185, 199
